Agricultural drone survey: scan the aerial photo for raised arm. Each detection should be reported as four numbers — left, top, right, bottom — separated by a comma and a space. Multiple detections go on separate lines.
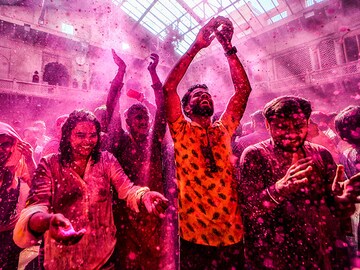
163, 18, 217, 123
215, 17, 252, 131
147, 53, 166, 141
104, 49, 126, 133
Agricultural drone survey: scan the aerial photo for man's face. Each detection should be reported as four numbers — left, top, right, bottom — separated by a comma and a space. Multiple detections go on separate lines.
127, 110, 150, 136
0, 135, 15, 166
187, 88, 214, 117
70, 121, 98, 159
267, 115, 309, 153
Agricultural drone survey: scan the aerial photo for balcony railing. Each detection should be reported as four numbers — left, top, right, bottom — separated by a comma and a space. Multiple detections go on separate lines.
250, 61, 360, 94
0, 79, 106, 102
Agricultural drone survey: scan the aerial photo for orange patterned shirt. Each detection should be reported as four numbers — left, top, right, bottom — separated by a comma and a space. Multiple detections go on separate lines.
169, 115, 243, 246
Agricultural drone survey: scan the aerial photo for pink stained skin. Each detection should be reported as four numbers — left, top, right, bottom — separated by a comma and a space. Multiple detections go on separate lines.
48, 213, 86, 246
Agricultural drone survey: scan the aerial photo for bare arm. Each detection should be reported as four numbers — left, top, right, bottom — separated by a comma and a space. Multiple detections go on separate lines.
148, 53, 166, 141
163, 18, 217, 123
215, 17, 252, 131
104, 49, 126, 133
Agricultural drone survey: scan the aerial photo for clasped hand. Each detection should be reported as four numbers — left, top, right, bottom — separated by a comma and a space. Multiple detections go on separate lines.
195, 16, 234, 49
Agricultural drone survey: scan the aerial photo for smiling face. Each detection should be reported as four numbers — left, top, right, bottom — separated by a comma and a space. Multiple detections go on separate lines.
0, 134, 15, 167
186, 88, 214, 117
126, 110, 150, 137
267, 115, 309, 153
70, 121, 98, 159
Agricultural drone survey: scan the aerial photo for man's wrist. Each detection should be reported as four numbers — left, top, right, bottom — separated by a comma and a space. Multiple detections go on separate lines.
267, 185, 284, 204
224, 46, 237, 56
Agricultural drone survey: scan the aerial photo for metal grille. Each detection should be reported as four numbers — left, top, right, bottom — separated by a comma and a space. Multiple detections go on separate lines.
274, 47, 311, 79
319, 39, 337, 69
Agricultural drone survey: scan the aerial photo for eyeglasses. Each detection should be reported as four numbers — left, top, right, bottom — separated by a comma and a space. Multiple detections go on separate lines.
200, 144, 218, 173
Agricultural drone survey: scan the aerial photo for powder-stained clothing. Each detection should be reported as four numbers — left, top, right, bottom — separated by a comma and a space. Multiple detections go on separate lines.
0, 122, 30, 270
13, 152, 148, 270
339, 146, 360, 253
239, 140, 353, 269
340, 147, 360, 178
111, 82, 167, 270
169, 114, 243, 247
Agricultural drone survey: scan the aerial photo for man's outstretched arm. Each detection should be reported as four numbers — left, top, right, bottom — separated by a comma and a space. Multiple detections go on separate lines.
163, 18, 217, 123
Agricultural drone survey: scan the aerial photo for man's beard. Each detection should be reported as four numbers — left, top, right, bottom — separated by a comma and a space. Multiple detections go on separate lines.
191, 103, 214, 117
274, 135, 307, 153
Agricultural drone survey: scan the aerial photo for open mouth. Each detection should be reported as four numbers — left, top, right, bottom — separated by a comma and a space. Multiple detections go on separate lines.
200, 100, 211, 106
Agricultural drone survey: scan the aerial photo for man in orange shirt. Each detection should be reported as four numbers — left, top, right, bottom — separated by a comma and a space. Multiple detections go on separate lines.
163, 16, 252, 269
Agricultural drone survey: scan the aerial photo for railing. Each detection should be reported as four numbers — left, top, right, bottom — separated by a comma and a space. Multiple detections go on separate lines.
0, 78, 106, 101
251, 61, 360, 94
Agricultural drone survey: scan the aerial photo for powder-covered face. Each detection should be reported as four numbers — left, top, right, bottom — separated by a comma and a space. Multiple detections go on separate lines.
0, 134, 15, 167
127, 110, 150, 136
70, 121, 98, 159
187, 88, 214, 117
268, 115, 309, 153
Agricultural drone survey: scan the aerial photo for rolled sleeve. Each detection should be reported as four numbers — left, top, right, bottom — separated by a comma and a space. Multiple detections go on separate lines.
13, 205, 48, 248
13, 157, 53, 248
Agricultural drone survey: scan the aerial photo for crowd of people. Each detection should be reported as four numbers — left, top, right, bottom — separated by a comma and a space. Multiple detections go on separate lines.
1, 16, 360, 270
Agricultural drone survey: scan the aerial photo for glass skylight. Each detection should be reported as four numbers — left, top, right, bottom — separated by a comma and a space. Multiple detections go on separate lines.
114, 0, 323, 55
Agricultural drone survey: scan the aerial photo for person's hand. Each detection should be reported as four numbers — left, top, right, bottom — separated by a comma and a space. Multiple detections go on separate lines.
193, 17, 217, 49
333, 166, 360, 203
17, 141, 34, 162
141, 191, 169, 217
147, 53, 159, 73
214, 16, 234, 51
111, 49, 126, 72
275, 157, 313, 197
49, 214, 86, 245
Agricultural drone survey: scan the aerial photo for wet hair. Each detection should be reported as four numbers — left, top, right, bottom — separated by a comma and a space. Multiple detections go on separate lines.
181, 84, 209, 117
124, 103, 149, 120
263, 96, 312, 122
60, 109, 101, 166
335, 105, 360, 145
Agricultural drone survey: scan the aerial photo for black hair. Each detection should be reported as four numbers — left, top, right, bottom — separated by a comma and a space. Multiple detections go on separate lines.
181, 84, 209, 118
335, 105, 360, 145
125, 103, 149, 120
60, 109, 101, 166
263, 96, 312, 122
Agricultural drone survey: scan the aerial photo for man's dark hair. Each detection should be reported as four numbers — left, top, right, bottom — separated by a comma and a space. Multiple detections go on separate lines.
125, 103, 149, 120
335, 105, 360, 145
263, 96, 312, 122
181, 84, 209, 117
60, 109, 101, 165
